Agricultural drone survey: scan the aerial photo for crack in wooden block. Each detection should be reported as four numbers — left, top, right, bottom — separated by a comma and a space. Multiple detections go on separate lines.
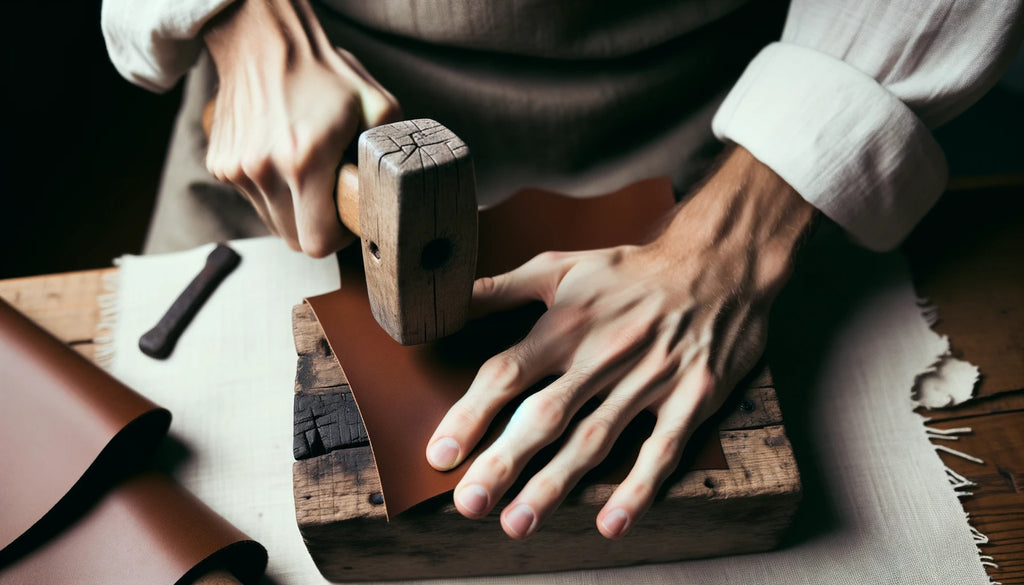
293, 389, 368, 460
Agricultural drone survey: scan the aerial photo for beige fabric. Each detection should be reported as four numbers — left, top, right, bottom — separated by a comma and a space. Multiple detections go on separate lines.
111, 230, 988, 584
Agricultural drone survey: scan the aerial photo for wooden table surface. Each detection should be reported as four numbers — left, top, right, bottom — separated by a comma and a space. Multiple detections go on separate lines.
1, 186, 1021, 583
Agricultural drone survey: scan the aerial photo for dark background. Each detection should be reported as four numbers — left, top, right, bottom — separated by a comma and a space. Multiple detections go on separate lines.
0, 3, 1021, 279
0, 2, 182, 279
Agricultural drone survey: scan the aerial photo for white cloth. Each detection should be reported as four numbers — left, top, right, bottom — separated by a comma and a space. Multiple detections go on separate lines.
101, 0, 1023, 251
110, 237, 340, 582
109, 230, 988, 584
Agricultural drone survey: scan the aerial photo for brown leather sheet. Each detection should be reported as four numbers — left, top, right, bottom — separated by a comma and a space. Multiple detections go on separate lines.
0, 298, 267, 583
306, 177, 728, 518
0, 471, 266, 585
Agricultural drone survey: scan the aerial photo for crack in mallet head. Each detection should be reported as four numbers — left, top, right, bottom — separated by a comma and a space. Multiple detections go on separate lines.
357, 119, 478, 345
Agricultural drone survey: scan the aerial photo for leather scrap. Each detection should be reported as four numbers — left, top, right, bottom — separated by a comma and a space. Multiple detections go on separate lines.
0, 471, 266, 585
306, 177, 729, 518
0, 298, 267, 583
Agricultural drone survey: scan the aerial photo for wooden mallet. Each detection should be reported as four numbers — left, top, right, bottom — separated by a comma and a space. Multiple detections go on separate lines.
203, 104, 478, 345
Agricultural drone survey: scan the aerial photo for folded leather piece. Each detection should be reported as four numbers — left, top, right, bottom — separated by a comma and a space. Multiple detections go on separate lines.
0, 471, 267, 585
307, 177, 728, 517
0, 298, 267, 583
0, 297, 169, 551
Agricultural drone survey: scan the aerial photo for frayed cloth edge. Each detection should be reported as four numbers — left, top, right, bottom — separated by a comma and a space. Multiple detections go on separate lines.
94, 268, 120, 371
912, 298, 981, 409
914, 298, 995, 582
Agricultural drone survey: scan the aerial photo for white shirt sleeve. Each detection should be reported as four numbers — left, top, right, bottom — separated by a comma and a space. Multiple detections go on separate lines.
101, 0, 237, 93
713, 1, 1024, 251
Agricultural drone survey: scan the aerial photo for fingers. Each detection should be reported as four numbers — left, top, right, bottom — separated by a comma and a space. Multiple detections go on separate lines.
205, 47, 400, 257
494, 329, 680, 539
471, 251, 576, 318
596, 366, 715, 539
426, 305, 588, 473
440, 309, 666, 529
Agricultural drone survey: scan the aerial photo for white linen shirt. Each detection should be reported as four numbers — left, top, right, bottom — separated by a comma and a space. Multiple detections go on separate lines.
101, 0, 1023, 251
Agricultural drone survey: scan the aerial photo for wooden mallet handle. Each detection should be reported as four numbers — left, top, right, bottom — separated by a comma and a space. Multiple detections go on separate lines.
202, 99, 478, 345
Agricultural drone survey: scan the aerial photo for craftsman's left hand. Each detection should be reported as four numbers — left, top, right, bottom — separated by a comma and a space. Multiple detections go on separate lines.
426, 147, 818, 540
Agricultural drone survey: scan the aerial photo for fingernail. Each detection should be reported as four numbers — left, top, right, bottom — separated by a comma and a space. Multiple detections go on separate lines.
601, 508, 630, 537
505, 504, 536, 539
456, 484, 489, 516
427, 437, 460, 470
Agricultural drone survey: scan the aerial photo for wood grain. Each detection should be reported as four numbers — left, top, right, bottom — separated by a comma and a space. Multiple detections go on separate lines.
906, 188, 1024, 400
294, 429, 801, 580
291, 303, 800, 580
904, 184, 1024, 584
931, 411, 1024, 585
0, 268, 115, 361
358, 118, 477, 345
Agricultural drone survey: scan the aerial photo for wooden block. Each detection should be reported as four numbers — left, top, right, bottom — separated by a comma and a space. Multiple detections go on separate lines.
291, 303, 801, 580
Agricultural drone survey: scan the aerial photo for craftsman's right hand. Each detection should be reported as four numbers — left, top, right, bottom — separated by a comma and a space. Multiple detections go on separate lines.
202, 0, 401, 257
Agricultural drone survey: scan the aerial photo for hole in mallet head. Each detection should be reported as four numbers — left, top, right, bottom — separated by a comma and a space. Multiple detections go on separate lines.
368, 241, 381, 261
420, 238, 453, 271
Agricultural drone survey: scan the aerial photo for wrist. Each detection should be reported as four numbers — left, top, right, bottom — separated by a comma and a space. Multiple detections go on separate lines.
654, 146, 819, 292
203, 0, 332, 80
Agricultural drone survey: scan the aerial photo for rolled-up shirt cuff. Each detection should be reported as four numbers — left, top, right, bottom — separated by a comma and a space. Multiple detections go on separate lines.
101, 0, 236, 93
712, 42, 948, 251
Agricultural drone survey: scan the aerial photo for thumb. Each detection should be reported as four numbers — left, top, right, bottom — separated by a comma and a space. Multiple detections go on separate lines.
470, 251, 575, 318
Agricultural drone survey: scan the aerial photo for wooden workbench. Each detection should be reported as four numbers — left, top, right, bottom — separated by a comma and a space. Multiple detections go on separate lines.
1, 186, 1021, 583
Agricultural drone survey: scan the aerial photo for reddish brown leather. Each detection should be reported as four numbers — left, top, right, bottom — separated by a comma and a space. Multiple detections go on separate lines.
0, 471, 266, 584
0, 298, 169, 551
0, 299, 267, 583
307, 178, 728, 517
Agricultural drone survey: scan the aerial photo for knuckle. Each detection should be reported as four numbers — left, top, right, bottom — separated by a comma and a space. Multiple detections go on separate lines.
527, 474, 565, 503
519, 392, 568, 434
577, 417, 613, 454
444, 404, 480, 431
298, 228, 339, 259
643, 431, 685, 463
532, 250, 564, 266
474, 275, 498, 297
606, 246, 628, 266
481, 452, 512, 482
692, 367, 723, 417
480, 354, 523, 390
240, 155, 274, 186
627, 481, 654, 502
365, 93, 403, 127
300, 238, 335, 259
272, 147, 311, 180
273, 152, 299, 179
221, 163, 246, 185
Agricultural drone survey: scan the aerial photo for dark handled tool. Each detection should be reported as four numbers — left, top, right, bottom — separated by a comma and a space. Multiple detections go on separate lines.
139, 244, 241, 359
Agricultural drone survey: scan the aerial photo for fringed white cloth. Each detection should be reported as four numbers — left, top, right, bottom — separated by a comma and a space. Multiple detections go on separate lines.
105, 229, 992, 584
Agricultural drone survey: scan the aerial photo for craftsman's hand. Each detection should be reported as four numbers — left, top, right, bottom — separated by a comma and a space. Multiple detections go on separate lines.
426, 147, 818, 539
203, 0, 401, 257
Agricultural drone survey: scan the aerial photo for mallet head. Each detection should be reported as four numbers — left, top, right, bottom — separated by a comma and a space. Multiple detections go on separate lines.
358, 119, 478, 345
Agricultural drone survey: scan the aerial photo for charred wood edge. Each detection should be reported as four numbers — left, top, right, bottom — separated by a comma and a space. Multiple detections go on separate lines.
292, 303, 779, 461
